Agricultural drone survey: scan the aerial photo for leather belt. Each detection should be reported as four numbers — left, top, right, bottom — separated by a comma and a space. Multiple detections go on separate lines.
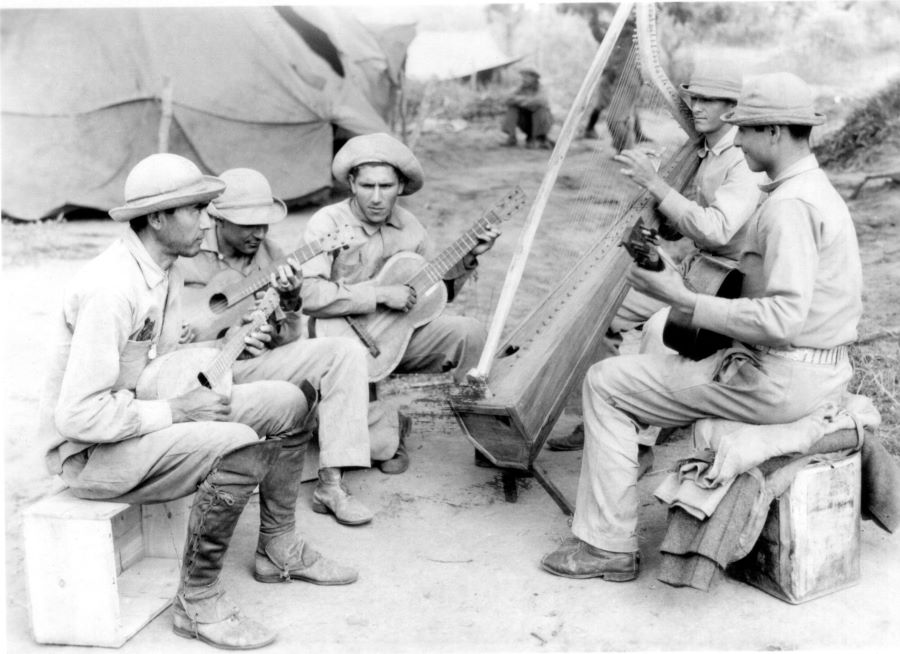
748, 343, 848, 365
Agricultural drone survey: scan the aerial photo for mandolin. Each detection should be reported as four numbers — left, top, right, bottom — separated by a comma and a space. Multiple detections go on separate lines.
182, 225, 356, 340
311, 186, 527, 382
136, 288, 281, 400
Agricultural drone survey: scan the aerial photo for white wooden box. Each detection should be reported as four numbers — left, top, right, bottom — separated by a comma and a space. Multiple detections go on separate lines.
23, 489, 192, 647
729, 451, 861, 604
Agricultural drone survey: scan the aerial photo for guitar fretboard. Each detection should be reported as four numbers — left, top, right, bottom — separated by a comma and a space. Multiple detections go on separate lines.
224, 241, 322, 307
409, 214, 498, 292
199, 290, 280, 387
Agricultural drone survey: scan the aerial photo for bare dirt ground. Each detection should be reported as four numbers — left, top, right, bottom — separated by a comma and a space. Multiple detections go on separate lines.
3, 118, 900, 653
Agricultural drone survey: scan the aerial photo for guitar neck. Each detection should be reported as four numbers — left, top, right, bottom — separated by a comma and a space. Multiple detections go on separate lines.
225, 241, 322, 306
410, 214, 496, 292
198, 290, 279, 388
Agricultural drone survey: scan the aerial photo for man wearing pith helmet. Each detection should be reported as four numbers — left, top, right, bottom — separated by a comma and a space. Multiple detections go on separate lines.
40, 153, 352, 650
540, 72, 863, 583
548, 59, 766, 453
178, 167, 397, 527
301, 132, 501, 471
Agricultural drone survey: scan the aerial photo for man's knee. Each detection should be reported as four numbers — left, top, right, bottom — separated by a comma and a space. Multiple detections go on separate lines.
583, 357, 627, 403
458, 317, 486, 350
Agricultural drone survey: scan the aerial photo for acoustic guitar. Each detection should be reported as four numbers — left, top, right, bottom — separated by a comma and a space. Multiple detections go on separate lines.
136, 288, 280, 400
182, 226, 356, 340
311, 186, 527, 382
621, 223, 743, 360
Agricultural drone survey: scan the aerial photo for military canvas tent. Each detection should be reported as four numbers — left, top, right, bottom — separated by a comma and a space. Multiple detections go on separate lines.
405, 30, 521, 83
1, 6, 414, 221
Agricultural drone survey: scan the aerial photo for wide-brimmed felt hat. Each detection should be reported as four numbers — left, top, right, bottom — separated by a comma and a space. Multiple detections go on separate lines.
208, 168, 286, 226
109, 153, 225, 222
721, 72, 826, 126
679, 60, 742, 101
332, 132, 424, 196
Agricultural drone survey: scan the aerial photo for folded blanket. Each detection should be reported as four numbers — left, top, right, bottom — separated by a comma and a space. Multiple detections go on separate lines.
691, 394, 880, 487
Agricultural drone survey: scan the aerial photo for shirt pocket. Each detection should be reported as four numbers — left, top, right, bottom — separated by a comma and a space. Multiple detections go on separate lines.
115, 339, 153, 391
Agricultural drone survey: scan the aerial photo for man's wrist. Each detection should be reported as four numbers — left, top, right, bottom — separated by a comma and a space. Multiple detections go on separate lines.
647, 177, 672, 201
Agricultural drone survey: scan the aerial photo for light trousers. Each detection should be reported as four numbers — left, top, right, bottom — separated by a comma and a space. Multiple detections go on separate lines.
573, 345, 852, 552
61, 380, 308, 503
233, 337, 380, 468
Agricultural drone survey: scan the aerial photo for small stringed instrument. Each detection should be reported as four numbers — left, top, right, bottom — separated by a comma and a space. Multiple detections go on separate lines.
136, 288, 280, 399
182, 226, 356, 340
621, 224, 743, 360
311, 186, 527, 382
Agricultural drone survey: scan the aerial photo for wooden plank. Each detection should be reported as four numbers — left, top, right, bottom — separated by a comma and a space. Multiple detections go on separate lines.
142, 496, 192, 559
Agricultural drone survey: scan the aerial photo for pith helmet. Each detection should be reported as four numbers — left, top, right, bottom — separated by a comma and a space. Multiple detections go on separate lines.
109, 153, 225, 222
208, 168, 287, 226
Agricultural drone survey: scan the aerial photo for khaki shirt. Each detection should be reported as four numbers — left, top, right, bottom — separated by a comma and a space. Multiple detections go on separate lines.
175, 224, 302, 345
41, 228, 179, 474
300, 199, 473, 317
658, 127, 765, 261
693, 155, 863, 349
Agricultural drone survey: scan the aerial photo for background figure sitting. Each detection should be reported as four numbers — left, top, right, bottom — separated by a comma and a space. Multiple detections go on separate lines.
501, 68, 554, 150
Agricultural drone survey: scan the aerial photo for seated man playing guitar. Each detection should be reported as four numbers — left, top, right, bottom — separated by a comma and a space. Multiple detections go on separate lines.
43, 154, 356, 650
177, 168, 392, 527
541, 72, 863, 582
547, 59, 766, 453
300, 133, 501, 469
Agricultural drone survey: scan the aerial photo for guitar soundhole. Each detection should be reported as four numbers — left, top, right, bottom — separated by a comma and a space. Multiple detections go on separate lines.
209, 293, 228, 314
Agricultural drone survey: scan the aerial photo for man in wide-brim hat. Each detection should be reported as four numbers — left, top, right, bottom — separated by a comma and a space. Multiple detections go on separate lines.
301, 132, 501, 472
547, 59, 765, 453
42, 153, 358, 649
541, 71, 863, 583
178, 167, 394, 528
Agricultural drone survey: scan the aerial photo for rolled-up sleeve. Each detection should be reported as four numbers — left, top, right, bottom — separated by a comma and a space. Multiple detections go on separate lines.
54, 287, 172, 442
691, 198, 817, 347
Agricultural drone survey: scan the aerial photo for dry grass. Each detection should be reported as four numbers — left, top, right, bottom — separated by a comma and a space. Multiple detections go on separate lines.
849, 340, 900, 456
815, 78, 900, 169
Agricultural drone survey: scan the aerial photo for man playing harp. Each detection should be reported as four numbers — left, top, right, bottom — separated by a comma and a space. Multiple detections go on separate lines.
546, 60, 765, 453
541, 73, 862, 581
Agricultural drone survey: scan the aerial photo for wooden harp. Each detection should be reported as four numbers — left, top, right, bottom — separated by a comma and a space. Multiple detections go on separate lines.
450, 2, 703, 510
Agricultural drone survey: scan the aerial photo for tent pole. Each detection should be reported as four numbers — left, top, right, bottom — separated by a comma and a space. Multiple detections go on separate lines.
157, 77, 174, 153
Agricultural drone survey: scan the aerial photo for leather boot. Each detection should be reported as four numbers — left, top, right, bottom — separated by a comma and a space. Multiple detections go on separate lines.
546, 423, 585, 451
174, 441, 282, 650
312, 466, 374, 526
255, 438, 359, 585
378, 412, 410, 475
541, 539, 640, 581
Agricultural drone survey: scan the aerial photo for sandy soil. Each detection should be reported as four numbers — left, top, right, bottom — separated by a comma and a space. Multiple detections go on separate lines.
3, 118, 900, 652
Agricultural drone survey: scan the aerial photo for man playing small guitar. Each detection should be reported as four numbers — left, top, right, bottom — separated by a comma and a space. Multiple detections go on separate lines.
301, 133, 502, 471
177, 168, 394, 527
546, 60, 766, 453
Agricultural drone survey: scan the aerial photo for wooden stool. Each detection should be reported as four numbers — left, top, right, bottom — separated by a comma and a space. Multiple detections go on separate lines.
23, 489, 192, 647
729, 450, 861, 604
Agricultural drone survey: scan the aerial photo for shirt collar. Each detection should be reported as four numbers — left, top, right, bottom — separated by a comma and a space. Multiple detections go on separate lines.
122, 227, 168, 289
759, 154, 819, 193
699, 126, 737, 159
348, 199, 402, 235
199, 222, 224, 258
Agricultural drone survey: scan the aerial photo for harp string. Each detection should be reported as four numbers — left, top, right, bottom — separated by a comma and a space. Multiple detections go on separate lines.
496, 33, 677, 341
